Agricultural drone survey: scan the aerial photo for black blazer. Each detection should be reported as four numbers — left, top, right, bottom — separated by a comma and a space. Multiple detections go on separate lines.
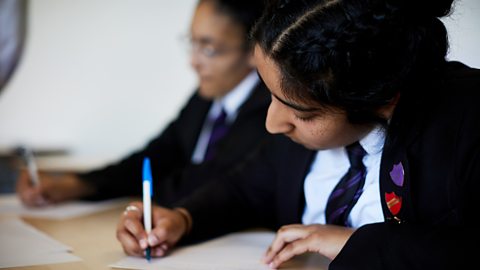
79, 81, 271, 206
179, 62, 480, 269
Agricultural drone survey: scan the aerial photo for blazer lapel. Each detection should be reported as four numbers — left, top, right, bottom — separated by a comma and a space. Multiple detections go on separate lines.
212, 82, 270, 166
380, 93, 424, 224
380, 140, 412, 224
181, 92, 212, 155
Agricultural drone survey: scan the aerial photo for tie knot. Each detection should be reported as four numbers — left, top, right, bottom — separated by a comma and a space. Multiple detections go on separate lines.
203, 107, 229, 162
346, 141, 366, 169
213, 108, 227, 125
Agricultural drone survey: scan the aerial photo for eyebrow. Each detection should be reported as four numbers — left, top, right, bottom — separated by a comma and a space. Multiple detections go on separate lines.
196, 37, 215, 45
271, 93, 319, 112
255, 71, 320, 113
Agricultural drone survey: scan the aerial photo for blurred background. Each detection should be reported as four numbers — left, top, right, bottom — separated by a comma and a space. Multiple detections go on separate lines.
0, 0, 479, 192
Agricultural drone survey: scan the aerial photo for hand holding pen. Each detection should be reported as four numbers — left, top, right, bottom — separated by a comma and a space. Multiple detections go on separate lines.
17, 146, 40, 187
116, 157, 192, 259
117, 202, 190, 258
15, 146, 48, 206
15, 146, 94, 206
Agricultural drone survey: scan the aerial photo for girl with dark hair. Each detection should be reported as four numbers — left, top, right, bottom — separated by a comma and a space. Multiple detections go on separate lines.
116, 0, 479, 269
17, 0, 269, 207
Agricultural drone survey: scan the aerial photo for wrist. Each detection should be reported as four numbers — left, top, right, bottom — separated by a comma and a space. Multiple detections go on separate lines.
71, 175, 96, 198
173, 207, 192, 235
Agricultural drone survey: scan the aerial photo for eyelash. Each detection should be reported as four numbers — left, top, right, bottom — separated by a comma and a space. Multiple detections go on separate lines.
294, 114, 315, 122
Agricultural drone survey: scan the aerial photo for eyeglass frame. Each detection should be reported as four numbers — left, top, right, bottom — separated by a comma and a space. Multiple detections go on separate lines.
181, 34, 249, 59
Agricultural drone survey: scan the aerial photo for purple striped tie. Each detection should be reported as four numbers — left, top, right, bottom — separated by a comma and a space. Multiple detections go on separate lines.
325, 142, 367, 226
203, 108, 229, 162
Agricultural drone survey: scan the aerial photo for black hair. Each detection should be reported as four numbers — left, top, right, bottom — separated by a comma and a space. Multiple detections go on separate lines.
252, 0, 454, 125
200, 0, 266, 49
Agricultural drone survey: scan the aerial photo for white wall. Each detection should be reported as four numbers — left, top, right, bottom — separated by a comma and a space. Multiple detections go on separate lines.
0, 0, 478, 171
0, 0, 198, 170
443, 0, 480, 68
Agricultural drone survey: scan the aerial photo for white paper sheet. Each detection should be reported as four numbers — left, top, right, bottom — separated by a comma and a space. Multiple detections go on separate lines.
0, 218, 81, 268
110, 231, 330, 270
0, 194, 129, 219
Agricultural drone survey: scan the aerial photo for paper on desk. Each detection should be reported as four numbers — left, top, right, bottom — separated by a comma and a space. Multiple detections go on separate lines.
110, 231, 330, 270
0, 218, 81, 268
0, 194, 129, 219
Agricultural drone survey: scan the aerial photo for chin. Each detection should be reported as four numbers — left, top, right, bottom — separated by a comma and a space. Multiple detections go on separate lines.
287, 136, 321, 150
302, 143, 319, 150
198, 86, 228, 100
197, 87, 216, 99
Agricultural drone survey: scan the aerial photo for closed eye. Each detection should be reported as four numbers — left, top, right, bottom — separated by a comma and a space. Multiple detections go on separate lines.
294, 113, 316, 122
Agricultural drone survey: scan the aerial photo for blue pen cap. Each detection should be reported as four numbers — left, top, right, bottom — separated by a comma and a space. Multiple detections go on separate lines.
142, 157, 153, 195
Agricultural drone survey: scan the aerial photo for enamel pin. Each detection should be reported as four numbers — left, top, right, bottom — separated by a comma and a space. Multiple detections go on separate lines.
385, 162, 405, 223
389, 162, 404, 187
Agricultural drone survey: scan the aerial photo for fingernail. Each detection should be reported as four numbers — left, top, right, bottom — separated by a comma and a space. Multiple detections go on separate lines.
36, 197, 47, 206
262, 255, 271, 264
154, 248, 165, 257
148, 235, 159, 246
269, 262, 276, 269
139, 239, 148, 249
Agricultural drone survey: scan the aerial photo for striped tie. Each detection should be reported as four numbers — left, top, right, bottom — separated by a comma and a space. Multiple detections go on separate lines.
325, 141, 367, 226
203, 108, 229, 162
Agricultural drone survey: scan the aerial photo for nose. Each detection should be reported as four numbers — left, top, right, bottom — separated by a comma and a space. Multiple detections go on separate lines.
190, 51, 201, 71
265, 99, 294, 135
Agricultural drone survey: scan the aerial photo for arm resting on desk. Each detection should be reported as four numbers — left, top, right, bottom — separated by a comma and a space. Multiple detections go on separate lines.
16, 171, 96, 206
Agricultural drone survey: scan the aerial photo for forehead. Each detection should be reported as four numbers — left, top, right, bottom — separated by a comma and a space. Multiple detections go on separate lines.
254, 45, 324, 112
254, 46, 282, 92
190, 2, 244, 44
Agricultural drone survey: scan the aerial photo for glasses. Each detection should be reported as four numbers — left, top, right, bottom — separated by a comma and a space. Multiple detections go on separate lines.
181, 35, 246, 59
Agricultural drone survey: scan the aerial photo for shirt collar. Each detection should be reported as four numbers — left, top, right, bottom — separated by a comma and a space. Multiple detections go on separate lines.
210, 70, 259, 122
359, 125, 386, 156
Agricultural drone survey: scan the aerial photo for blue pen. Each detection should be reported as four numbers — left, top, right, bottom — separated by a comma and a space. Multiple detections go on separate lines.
142, 157, 153, 262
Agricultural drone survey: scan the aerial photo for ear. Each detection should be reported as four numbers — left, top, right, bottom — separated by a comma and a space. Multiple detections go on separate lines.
378, 93, 401, 120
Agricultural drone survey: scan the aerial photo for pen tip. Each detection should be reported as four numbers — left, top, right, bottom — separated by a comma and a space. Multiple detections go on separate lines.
146, 248, 151, 262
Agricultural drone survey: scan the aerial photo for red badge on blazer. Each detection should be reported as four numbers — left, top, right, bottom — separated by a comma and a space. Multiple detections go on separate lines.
385, 191, 402, 216
384, 162, 404, 223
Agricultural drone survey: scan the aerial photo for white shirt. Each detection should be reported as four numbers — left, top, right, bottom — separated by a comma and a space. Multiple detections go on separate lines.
191, 71, 260, 164
302, 126, 386, 227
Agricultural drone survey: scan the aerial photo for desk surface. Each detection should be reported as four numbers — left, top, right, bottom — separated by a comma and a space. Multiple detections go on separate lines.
6, 202, 330, 270
11, 203, 127, 270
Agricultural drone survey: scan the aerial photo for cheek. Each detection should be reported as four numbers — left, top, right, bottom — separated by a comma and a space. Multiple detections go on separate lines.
206, 62, 233, 82
305, 118, 349, 148
218, 54, 251, 74
307, 125, 332, 147
217, 61, 251, 84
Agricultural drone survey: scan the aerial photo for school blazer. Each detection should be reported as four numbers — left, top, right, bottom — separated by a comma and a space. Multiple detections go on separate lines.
179, 62, 480, 269
79, 81, 271, 206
